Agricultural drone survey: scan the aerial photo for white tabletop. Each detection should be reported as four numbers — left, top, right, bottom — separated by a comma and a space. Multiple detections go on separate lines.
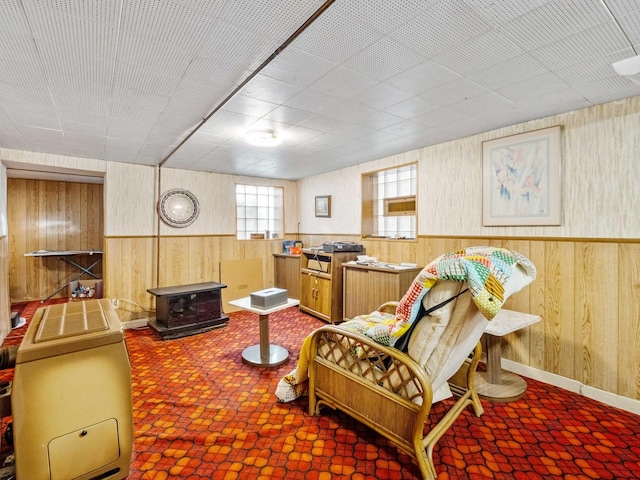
484, 309, 542, 336
228, 297, 299, 315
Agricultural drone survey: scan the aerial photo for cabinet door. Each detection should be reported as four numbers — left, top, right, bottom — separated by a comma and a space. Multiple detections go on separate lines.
315, 275, 332, 318
300, 272, 317, 311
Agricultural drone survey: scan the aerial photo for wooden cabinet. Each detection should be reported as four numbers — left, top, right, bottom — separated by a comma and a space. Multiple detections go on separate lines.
273, 253, 300, 299
147, 282, 229, 339
343, 263, 422, 319
299, 249, 360, 323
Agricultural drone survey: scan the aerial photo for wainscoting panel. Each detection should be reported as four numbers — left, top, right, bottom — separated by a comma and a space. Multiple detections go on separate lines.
298, 235, 640, 401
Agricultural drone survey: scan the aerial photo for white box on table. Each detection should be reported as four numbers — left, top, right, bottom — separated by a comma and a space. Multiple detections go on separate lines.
250, 288, 288, 309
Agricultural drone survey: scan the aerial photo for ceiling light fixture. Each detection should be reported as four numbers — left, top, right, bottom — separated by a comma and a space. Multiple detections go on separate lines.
245, 129, 281, 147
612, 54, 640, 86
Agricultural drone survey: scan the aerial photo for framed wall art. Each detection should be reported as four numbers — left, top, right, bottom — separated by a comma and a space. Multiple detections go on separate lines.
315, 195, 331, 217
482, 126, 562, 226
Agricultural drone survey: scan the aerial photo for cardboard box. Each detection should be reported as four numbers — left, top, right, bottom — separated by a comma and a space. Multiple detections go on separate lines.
250, 288, 287, 309
69, 279, 104, 300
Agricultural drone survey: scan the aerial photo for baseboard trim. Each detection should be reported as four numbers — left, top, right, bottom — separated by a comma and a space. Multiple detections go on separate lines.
502, 359, 640, 416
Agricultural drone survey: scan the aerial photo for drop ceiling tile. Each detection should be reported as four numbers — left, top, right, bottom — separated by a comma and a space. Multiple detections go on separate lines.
439, 115, 491, 138
293, 5, 380, 64
309, 66, 379, 99
275, 125, 324, 146
420, 78, 489, 106
121, 0, 217, 52
260, 47, 337, 88
8, 113, 60, 131
112, 86, 170, 112
0, 0, 34, 34
617, 9, 640, 44
117, 32, 195, 78
350, 109, 406, 131
495, 72, 571, 102
0, 31, 41, 64
467, 54, 550, 90
572, 75, 640, 104
385, 96, 442, 119
60, 121, 108, 137
529, 21, 631, 70
342, 36, 427, 81
298, 114, 371, 139
0, 83, 52, 105
1, 102, 55, 122
217, 0, 325, 44
386, 60, 462, 96
211, 94, 279, 119
262, 105, 315, 126
553, 50, 636, 85
335, 0, 440, 34
109, 103, 160, 123
431, 30, 525, 76
350, 82, 415, 110
197, 20, 281, 73
18, 125, 65, 145
449, 92, 514, 117
106, 119, 154, 140
498, 0, 614, 51
382, 119, 429, 137
242, 74, 305, 104
412, 106, 469, 128
197, 110, 259, 139
114, 62, 182, 98
462, 0, 556, 26
391, 0, 492, 58
515, 88, 593, 115
286, 89, 346, 116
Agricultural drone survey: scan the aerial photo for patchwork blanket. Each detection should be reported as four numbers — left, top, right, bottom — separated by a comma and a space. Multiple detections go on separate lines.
275, 246, 536, 402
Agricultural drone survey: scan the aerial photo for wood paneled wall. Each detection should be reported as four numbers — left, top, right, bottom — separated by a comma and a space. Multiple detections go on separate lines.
104, 235, 284, 311
300, 234, 640, 401
7, 178, 103, 301
101, 232, 640, 401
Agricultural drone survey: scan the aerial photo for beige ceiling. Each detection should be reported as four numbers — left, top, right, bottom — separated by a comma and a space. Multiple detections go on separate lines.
1, 0, 639, 180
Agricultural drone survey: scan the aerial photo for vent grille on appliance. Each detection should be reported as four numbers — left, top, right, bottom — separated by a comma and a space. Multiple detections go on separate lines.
35, 301, 109, 343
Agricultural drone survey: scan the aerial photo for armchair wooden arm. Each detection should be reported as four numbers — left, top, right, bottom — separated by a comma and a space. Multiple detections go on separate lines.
308, 324, 483, 480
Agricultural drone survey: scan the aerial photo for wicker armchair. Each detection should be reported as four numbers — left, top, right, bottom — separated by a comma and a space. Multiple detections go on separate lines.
307, 301, 484, 480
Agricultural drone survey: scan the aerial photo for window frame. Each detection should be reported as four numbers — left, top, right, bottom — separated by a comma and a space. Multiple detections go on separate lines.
235, 183, 284, 240
361, 162, 417, 241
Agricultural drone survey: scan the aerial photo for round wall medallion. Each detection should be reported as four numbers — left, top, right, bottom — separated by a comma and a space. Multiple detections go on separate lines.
158, 189, 200, 228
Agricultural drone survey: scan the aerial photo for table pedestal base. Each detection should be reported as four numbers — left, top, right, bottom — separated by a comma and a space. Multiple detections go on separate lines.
242, 344, 289, 368
476, 370, 528, 402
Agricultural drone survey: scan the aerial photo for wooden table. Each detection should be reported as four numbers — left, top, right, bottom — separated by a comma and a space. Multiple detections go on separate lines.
228, 296, 299, 368
476, 309, 542, 402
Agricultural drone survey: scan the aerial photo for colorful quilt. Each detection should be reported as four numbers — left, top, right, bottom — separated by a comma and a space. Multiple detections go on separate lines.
275, 246, 536, 402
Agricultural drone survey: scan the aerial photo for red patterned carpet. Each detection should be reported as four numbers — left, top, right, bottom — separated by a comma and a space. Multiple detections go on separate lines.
4, 301, 640, 479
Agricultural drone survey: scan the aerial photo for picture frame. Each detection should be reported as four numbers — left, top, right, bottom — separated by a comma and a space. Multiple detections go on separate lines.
482, 126, 562, 226
315, 195, 331, 218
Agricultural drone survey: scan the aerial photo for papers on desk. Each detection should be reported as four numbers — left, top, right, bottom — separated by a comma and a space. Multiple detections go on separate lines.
346, 260, 418, 270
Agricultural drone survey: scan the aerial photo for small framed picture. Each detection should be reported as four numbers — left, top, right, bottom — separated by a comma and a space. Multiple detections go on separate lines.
315, 195, 331, 217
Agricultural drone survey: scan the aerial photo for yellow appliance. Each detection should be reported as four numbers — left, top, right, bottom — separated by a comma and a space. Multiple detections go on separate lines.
11, 299, 133, 480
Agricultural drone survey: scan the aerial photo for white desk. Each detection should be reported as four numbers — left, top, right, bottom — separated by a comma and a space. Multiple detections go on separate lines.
228, 297, 299, 368
24, 250, 103, 302
476, 309, 541, 402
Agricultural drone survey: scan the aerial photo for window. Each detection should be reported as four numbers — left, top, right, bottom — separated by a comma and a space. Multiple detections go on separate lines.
236, 184, 284, 240
362, 163, 417, 239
